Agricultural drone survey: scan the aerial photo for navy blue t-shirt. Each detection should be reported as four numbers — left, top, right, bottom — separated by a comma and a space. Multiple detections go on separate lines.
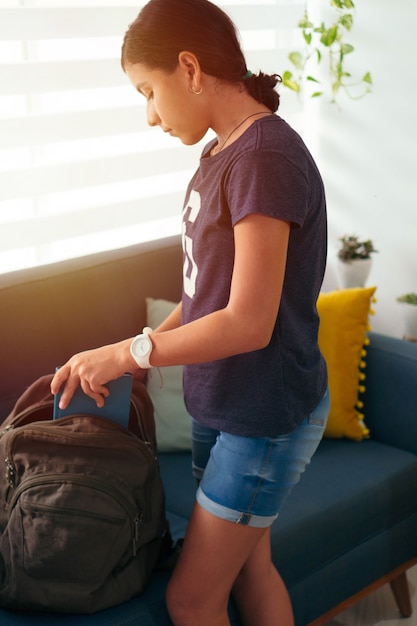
181, 114, 327, 437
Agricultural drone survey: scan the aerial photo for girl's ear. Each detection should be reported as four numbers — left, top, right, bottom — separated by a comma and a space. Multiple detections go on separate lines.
178, 51, 201, 91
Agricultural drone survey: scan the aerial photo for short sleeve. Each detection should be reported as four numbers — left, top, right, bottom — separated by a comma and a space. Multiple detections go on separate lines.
225, 150, 309, 228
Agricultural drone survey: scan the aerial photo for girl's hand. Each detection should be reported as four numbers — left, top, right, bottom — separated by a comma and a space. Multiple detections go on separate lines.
50, 338, 141, 409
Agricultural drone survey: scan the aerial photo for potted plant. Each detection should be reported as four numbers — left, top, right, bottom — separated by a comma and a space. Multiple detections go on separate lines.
336, 234, 377, 288
396, 293, 417, 341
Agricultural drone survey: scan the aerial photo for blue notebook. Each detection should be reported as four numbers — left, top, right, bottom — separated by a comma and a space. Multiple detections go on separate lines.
53, 373, 133, 430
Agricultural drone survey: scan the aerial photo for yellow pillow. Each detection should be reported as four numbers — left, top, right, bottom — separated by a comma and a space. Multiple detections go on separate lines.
317, 286, 377, 441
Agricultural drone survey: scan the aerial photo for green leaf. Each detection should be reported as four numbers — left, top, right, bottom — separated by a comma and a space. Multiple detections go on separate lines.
311, 91, 323, 98
334, 0, 355, 8
315, 49, 322, 63
362, 72, 373, 85
340, 14, 353, 30
303, 31, 312, 45
340, 43, 354, 55
320, 25, 338, 47
282, 72, 301, 92
314, 22, 326, 34
298, 14, 313, 29
288, 51, 303, 69
306, 75, 321, 83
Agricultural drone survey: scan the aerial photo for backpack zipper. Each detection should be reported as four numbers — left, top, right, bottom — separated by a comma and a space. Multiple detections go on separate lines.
5, 396, 156, 451
0, 424, 14, 438
4, 419, 155, 470
5, 457, 15, 488
9, 472, 144, 557
2, 399, 55, 430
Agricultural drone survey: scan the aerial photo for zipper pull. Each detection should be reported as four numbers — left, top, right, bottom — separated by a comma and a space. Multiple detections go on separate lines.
145, 440, 157, 460
5, 457, 16, 488
132, 514, 143, 557
0, 424, 13, 439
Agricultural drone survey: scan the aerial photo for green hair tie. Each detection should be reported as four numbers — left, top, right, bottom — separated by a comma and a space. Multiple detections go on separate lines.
242, 70, 253, 80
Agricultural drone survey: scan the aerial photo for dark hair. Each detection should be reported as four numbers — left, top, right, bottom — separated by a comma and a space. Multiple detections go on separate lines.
121, 0, 281, 112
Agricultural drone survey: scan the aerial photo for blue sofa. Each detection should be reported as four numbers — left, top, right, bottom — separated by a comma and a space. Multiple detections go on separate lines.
1, 236, 416, 625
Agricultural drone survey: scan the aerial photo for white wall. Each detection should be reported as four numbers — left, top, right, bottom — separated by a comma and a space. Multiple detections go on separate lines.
281, 0, 417, 339
4, 2, 414, 339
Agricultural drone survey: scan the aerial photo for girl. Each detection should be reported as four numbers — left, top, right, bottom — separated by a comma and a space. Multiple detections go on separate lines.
51, 1, 329, 624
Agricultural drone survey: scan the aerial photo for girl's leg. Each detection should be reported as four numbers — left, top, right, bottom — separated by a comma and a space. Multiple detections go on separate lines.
166, 502, 283, 626
176, 391, 329, 625
233, 528, 294, 626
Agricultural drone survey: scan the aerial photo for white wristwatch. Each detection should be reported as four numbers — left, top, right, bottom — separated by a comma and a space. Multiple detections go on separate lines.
130, 326, 154, 369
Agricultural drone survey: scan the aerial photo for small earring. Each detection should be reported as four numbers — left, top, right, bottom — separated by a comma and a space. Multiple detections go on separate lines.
191, 85, 203, 95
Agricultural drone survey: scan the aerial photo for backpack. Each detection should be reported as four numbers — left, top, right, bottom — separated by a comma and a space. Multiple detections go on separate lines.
0, 374, 172, 613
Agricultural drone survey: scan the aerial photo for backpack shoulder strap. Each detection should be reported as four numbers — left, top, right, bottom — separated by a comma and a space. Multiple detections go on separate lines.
2, 374, 54, 428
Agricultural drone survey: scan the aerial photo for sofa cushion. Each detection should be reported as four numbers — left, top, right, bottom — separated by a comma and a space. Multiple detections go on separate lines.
317, 286, 377, 440
272, 439, 417, 586
146, 298, 192, 452
159, 452, 196, 539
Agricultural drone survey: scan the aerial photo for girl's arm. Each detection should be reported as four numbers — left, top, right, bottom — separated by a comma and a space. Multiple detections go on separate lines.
51, 214, 289, 407
150, 213, 290, 365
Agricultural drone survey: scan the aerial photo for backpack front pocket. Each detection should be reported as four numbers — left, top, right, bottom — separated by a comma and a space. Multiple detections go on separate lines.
8, 479, 141, 584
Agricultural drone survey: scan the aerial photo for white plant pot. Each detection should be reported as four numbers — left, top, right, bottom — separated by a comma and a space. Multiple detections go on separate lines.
399, 303, 417, 341
337, 258, 373, 289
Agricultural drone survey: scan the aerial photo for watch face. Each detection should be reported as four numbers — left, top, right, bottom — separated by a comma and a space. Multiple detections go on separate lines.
136, 338, 151, 356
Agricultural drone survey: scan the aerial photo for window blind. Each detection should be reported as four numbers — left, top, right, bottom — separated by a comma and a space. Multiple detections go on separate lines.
0, 0, 302, 274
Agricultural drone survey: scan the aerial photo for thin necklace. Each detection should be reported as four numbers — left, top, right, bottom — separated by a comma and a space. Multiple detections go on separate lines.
212, 111, 270, 155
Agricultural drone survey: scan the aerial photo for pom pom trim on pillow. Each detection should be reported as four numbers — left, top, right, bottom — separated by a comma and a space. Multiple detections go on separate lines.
317, 286, 377, 441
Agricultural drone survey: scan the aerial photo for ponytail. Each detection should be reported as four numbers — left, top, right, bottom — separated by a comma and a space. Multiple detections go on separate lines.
243, 71, 282, 113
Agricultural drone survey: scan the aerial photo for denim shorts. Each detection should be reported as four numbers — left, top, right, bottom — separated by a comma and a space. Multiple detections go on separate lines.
192, 388, 330, 528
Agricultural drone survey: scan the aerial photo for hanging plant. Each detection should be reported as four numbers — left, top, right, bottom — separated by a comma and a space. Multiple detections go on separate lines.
282, 0, 372, 103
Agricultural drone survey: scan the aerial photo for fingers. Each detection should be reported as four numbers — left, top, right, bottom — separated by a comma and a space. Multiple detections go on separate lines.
50, 362, 109, 410
50, 342, 129, 411
50, 365, 77, 410
79, 378, 110, 409
58, 378, 80, 411
50, 364, 71, 396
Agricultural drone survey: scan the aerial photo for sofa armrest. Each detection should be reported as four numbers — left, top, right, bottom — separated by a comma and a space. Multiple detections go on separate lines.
363, 332, 417, 455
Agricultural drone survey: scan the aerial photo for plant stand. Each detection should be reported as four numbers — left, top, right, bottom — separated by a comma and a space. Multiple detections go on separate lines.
399, 303, 417, 341
337, 258, 373, 289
